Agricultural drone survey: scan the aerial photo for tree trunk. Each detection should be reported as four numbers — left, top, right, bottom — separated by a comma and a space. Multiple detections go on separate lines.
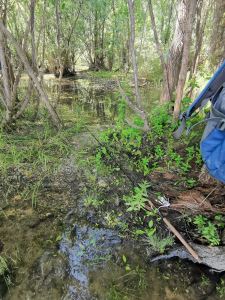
126, 0, 149, 131
0, 21, 62, 129
160, 0, 189, 103
127, 0, 141, 108
147, 0, 171, 100
188, 0, 209, 99
0, 31, 11, 103
210, 0, 225, 66
30, 0, 37, 72
173, 0, 197, 119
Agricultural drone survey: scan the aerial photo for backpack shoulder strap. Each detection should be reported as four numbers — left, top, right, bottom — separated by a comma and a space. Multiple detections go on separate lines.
174, 60, 225, 139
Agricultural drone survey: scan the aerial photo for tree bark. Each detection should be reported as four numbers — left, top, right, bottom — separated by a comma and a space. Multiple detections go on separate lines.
127, 0, 141, 108
173, 0, 197, 119
160, 0, 189, 103
147, 0, 171, 101
210, 0, 225, 66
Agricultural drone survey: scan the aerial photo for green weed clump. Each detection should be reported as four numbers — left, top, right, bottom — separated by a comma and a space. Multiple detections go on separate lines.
193, 214, 225, 246
88, 102, 205, 254
0, 256, 8, 276
146, 234, 174, 254
217, 279, 225, 299
94, 102, 202, 182
0, 255, 11, 288
0, 115, 81, 207
123, 181, 150, 212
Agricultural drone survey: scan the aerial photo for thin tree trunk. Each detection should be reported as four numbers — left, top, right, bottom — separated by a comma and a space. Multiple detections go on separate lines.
125, 0, 149, 131
173, 0, 197, 119
30, 0, 37, 71
188, 0, 209, 98
210, 0, 225, 66
147, 0, 171, 101
0, 30, 12, 122
127, 0, 141, 108
0, 21, 62, 129
55, 0, 63, 79
41, 0, 46, 70
160, 0, 188, 103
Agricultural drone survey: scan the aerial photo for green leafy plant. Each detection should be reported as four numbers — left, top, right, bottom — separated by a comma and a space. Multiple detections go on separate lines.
122, 254, 131, 272
84, 195, 104, 208
146, 234, 174, 254
145, 220, 156, 237
137, 157, 150, 175
216, 279, 225, 299
123, 181, 150, 212
200, 275, 210, 288
193, 215, 220, 246
214, 215, 225, 229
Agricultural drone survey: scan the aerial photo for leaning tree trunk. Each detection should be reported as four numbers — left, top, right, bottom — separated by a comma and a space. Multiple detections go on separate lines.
0, 21, 62, 129
160, 0, 189, 103
173, 0, 197, 119
0, 29, 12, 123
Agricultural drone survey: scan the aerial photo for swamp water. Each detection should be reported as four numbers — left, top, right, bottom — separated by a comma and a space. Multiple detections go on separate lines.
0, 74, 223, 300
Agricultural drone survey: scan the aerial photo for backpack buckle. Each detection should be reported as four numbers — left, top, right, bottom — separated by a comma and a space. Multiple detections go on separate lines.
217, 119, 225, 131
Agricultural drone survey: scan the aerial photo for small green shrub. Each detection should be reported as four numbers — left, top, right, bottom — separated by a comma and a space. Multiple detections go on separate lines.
193, 215, 220, 246
84, 195, 104, 208
123, 181, 150, 212
146, 234, 174, 254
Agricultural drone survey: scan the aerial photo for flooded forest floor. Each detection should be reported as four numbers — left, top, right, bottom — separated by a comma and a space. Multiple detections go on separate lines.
1, 71, 225, 300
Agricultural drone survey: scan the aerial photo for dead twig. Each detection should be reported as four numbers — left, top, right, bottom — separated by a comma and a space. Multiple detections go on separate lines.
146, 200, 200, 262
198, 186, 218, 207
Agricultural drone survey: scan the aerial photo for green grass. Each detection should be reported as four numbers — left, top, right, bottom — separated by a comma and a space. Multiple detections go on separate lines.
0, 256, 8, 276
0, 109, 83, 207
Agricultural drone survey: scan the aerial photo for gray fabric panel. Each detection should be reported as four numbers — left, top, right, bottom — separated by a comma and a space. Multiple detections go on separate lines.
201, 87, 225, 141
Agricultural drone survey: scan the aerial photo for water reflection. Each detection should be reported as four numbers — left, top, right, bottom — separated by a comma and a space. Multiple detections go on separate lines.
42, 75, 159, 127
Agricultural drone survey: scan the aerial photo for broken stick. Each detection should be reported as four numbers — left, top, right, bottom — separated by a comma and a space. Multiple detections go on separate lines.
146, 201, 200, 262
162, 217, 200, 262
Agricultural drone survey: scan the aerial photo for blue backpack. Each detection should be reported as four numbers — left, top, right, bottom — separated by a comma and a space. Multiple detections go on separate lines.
174, 60, 225, 183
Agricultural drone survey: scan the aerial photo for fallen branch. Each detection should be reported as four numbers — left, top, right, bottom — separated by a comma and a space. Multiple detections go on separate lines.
146, 200, 200, 262
162, 217, 200, 262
